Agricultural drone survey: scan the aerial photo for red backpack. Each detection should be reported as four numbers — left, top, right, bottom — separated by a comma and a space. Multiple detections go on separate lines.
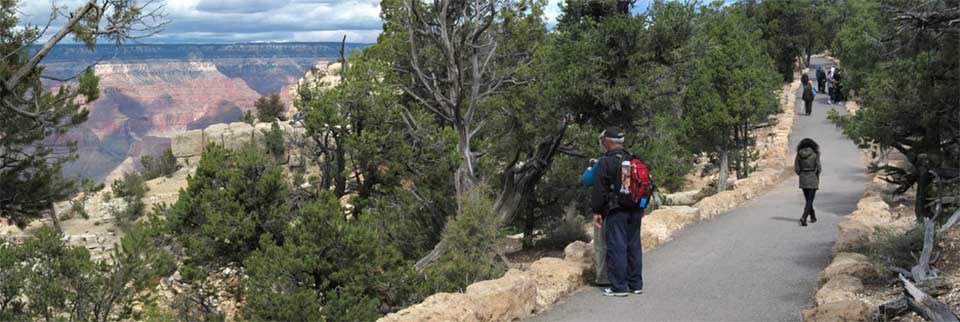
612, 152, 654, 209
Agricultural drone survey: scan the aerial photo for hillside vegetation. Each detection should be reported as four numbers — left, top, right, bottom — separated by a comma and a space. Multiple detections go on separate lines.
1, 0, 957, 321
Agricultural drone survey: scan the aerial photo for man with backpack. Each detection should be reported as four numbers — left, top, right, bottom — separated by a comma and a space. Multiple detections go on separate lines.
591, 127, 651, 297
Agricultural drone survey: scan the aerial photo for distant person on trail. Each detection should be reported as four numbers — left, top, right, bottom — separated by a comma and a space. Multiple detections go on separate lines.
591, 127, 652, 297
832, 68, 844, 104
826, 66, 836, 105
801, 74, 817, 116
795, 138, 822, 227
582, 133, 610, 286
816, 65, 826, 93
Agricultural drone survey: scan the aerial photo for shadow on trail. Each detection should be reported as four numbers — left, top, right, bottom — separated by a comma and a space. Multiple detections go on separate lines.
770, 216, 800, 223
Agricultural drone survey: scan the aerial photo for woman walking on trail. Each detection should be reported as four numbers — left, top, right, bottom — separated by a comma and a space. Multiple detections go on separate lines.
800, 74, 817, 115
795, 138, 822, 226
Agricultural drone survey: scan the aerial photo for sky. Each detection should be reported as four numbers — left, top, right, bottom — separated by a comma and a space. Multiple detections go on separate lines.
18, 0, 656, 44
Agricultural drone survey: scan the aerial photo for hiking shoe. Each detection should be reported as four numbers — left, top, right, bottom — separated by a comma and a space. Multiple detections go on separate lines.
631, 289, 643, 294
602, 288, 628, 297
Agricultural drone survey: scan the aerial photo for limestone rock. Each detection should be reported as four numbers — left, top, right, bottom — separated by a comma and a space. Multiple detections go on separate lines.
665, 190, 701, 206
818, 252, 877, 286
526, 257, 589, 309
563, 241, 593, 264
464, 269, 539, 321
815, 274, 864, 306
640, 206, 701, 251
222, 122, 256, 150
833, 220, 873, 254
171, 129, 205, 158
801, 300, 872, 322
378, 293, 483, 322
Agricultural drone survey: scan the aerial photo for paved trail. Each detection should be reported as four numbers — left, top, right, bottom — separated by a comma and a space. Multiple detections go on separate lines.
528, 57, 867, 321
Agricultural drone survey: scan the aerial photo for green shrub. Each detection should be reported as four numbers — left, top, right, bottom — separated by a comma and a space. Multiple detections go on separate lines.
112, 172, 147, 199
243, 192, 417, 321
141, 149, 180, 180
536, 211, 589, 249
0, 223, 174, 321
421, 187, 504, 293
111, 172, 148, 225
168, 143, 289, 279
847, 224, 924, 274
241, 110, 256, 125
261, 121, 285, 160
255, 92, 286, 122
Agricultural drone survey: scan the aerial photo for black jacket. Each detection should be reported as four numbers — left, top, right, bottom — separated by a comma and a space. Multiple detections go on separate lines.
591, 148, 627, 216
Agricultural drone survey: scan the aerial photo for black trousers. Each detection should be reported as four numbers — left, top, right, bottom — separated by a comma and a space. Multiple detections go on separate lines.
802, 188, 817, 212
605, 209, 643, 292
817, 78, 825, 93
804, 100, 813, 115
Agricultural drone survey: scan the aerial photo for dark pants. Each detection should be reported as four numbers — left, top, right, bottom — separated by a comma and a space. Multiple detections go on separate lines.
817, 78, 825, 93
802, 188, 817, 212
804, 100, 813, 115
827, 86, 834, 102
605, 209, 643, 292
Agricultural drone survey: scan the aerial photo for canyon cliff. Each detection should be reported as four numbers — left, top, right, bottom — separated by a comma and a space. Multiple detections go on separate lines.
40, 43, 365, 181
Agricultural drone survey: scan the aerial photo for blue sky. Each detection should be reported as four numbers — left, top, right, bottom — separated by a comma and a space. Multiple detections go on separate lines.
19, 0, 658, 44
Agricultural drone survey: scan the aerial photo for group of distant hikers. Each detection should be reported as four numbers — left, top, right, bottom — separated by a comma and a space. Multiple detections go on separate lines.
800, 65, 845, 116
582, 66, 831, 297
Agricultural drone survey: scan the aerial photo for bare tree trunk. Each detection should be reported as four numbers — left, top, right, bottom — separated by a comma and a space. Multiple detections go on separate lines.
911, 217, 939, 282
48, 204, 62, 234
916, 166, 932, 221
717, 148, 730, 194
900, 275, 960, 322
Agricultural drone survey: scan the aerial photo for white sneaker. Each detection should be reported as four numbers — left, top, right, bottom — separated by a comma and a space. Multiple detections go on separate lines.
631, 289, 643, 294
602, 288, 629, 297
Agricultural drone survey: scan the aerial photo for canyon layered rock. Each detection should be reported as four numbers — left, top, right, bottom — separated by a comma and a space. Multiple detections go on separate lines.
40, 43, 353, 181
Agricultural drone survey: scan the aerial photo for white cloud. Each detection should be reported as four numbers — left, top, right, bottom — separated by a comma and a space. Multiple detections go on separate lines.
20, 0, 568, 44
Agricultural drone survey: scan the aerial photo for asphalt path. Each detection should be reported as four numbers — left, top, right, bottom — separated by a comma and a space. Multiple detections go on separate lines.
527, 57, 867, 322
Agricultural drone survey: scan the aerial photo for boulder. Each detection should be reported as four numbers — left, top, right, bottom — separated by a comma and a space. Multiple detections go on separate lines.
695, 190, 743, 218
526, 257, 589, 309
815, 274, 864, 306
665, 190, 701, 206
171, 129, 205, 158
327, 62, 343, 75
563, 241, 593, 264
464, 269, 539, 321
801, 300, 873, 322
378, 293, 483, 322
204, 123, 231, 146
818, 252, 878, 286
222, 123, 255, 150
832, 220, 874, 253
640, 206, 701, 251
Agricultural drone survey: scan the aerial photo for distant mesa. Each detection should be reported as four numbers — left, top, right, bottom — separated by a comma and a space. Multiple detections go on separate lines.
44, 43, 368, 181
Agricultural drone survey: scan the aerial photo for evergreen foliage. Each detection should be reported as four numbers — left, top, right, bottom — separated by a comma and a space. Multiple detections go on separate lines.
168, 143, 290, 280
255, 92, 286, 122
